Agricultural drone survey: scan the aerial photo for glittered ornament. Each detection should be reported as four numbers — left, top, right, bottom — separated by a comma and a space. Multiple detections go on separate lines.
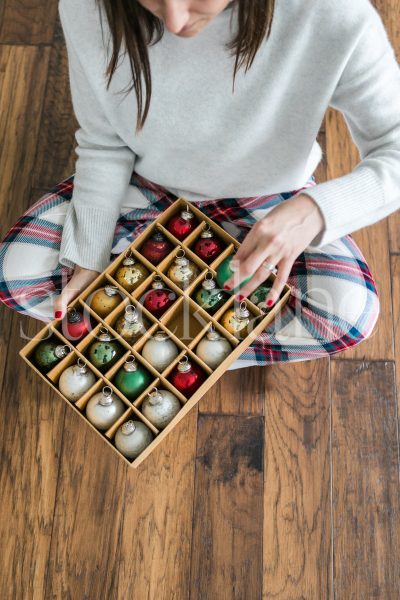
166, 205, 197, 241
193, 223, 224, 264
220, 301, 251, 339
33, 338, 72, 373
90, 285, 123, 319
58, 358, 96, 402
114, 250, 150, 293
85, 385, 126, 431
194, 272, 230, 315
168, 355, 207, 398
114, 419, 154, 459
216, 255, 252, 292
61, 307, 91, 343
114, 304, 150, 344
141, 330, 179, 372
167, 248, 200, 290
140, 229, 173, 265
142, 275, 177, 319
141, 387, 181, 429
113, 354, 152, 401
87, 326, 125, 373
195, 325, 233, 369
249, 281, 273, 307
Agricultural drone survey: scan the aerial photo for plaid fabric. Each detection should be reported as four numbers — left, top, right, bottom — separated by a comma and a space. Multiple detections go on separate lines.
0, 170, 380, 368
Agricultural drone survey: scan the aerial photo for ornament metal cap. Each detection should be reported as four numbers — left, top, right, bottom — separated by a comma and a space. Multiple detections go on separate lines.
206, 324, 221, 341
200, 223, 214, 239
98, 325, 112, 342
66, 307, 81, 323
174, 248, 189, 267
123, 354, 138, 372
202, 271, 216, 290
236, 301, 250, 319
104, 285, 120, 297
55, 344, 72, 359
121, 420, 136, 435
99, 385, 114, 406
124, 304, 139, 323
76, 357, 88, 374
151, 274, 165, 290
152, 228, 166, 242
153, 330, 169, 341
180, 204, 194, 221
258, 301, 271, 313
177, 355, 192, 373
148, 387, 163, 405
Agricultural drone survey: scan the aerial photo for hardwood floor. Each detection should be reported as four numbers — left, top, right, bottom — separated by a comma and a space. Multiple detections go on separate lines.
0, 2, 399, 598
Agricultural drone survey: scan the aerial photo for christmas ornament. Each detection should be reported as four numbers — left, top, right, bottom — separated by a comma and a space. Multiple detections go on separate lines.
195, 325, 233, 369
142, 275, 177, 319
90, 285, 123, 319
114, 419, 154, 459
141, 330, 179, 372
87, 326, 125, 373
166, 204, 197, 241
33, 338, 72, 373
140, 229, 173, 265
167, 248, 200, 290
114, 250, 150, 293
141, 387, 181, 429
114, 304, 150, 344
168, 355, 207, 398
220, 301, 251, 339
249, 281, 273, 307
193, 223, 224, 264
58, 357, 96, 402
194, 272, 230, 315
61, 307, 92, 343
113, 354, 152, 401
85, 385, 126, 431
216, 255, 251, 292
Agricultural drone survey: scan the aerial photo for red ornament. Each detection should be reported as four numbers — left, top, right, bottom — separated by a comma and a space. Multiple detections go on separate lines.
166, 206, 196, 241
141, 230, 173, 265
62, 307, 91, 342
142, 275, 177, 319
194, 225, 224, 264
168, 356, 207, 398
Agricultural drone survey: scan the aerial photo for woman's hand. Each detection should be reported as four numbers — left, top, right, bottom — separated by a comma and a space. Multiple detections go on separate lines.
223, 194, 325, 307
53, 265, 101, 319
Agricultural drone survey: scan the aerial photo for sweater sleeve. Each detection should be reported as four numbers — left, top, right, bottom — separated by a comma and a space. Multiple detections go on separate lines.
299, 2, 400, 249
58, 3, 136, 272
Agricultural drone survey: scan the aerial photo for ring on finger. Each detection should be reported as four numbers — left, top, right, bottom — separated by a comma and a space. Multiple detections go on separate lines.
262, 261, 277, 274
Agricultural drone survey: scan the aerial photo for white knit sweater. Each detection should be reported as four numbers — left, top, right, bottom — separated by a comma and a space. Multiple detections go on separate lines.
58, 0, 400, 272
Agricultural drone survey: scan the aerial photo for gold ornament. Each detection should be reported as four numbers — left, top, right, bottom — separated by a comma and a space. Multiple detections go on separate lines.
114, 304, 149, 344
167, 248, 200, 289
220, 301, 251, 339
114, 250, 150, 293
90, 285, 122, 318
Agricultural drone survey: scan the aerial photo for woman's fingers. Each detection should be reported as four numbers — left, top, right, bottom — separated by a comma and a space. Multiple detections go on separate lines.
233, 254, 280, 301
237, 255, 293, 308
53, 267, 100, 318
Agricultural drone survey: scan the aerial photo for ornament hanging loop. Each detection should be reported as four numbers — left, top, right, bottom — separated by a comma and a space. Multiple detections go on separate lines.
176, 247, 186, 260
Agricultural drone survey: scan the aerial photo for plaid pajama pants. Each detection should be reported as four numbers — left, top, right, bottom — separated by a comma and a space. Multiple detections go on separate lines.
0, 170, 380, 369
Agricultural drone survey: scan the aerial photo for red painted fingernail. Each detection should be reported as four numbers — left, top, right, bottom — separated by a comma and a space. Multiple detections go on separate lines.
236, 294, 244, 301
55, 311, 62, 319
224, 284, 231, 291
266, 299, 274, 307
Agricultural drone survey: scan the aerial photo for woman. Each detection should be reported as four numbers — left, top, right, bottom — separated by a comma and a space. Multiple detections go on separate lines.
0, 0, 399, 369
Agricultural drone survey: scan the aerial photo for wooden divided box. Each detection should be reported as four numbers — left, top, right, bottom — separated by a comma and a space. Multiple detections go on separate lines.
19, 198, 292, 468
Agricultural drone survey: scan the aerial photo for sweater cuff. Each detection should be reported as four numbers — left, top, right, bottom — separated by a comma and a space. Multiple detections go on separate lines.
298, 166, 384, 248
59, 201, 118, 273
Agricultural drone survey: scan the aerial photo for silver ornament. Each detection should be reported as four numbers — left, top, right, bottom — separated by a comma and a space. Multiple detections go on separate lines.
85, 385, 126, 431
141, 330, 179, 372
195, 325, 232, 369
141, 387, 181, 429
114, 419, 154, 459
58, 357, 96, 402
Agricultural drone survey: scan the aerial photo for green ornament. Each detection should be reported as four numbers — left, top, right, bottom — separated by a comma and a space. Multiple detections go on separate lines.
195, 272, 230, 314
33, 338, 72, 373
249, 283, 273, 306
113, 355, 152, 401
215, 255, 252, 292
87, 327, 124, 373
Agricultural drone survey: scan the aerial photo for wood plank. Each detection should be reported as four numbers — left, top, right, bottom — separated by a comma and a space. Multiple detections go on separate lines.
44, 409, 126, 598
262, 359, 332, 599
0, 313, 66, 600
324, 108, 393, 361
390, 255, 400, 423
115, 408, 198, 599
190, 413, 264, 600
331, 360, 400, 597
0, 0, 58, 45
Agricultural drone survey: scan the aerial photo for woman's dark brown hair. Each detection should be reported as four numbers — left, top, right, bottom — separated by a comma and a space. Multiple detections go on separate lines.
94, 0, 275, 133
